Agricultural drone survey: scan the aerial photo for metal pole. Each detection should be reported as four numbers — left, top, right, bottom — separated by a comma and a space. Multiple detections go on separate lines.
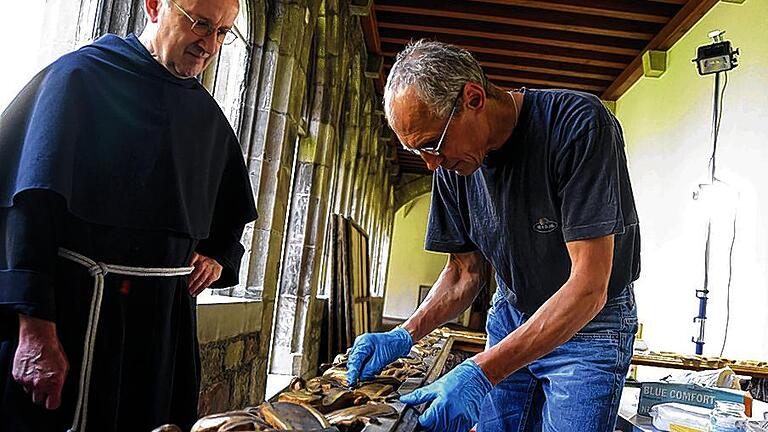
693, 219, 711, 355
710, 72, 721, 183
693, 71, 721, 355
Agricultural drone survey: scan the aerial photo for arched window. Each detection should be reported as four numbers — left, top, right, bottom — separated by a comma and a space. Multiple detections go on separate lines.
0, 0, 99, 112
202, 0, 251, 133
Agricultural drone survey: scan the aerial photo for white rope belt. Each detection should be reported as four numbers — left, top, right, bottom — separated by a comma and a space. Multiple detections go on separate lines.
58, 248, 194, 432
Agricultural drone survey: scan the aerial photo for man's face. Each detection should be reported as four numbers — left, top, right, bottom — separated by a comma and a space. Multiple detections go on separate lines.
391, 86, 490, 176
153, 0, 239, 78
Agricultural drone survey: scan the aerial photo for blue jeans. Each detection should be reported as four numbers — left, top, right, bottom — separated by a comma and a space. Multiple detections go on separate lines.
477, 286, 638, 432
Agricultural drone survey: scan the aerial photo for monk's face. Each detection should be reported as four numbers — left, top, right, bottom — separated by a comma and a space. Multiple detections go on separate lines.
149, 0, 239, 78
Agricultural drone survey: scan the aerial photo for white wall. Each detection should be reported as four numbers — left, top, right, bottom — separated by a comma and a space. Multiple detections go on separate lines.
383, 194, 448, 320
617, 0, 768, 360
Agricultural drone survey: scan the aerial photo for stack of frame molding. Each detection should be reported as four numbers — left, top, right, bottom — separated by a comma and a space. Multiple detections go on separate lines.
184, 328, 487, 432
325, 215, 373, 364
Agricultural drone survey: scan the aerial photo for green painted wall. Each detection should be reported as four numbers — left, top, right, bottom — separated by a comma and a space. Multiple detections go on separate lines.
384, 194, 448, 320
617, 0, 768, 359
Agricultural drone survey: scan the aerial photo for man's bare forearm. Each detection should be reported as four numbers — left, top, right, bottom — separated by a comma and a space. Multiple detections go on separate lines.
403, 251, 488, 341
474, 274, 607, 385
474, 236, 614, 385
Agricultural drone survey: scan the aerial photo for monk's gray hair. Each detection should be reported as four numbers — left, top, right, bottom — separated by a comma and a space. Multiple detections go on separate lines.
384, 39, 488, 125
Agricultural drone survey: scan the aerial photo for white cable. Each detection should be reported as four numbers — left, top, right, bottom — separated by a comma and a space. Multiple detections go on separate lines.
58, 248, 194, 432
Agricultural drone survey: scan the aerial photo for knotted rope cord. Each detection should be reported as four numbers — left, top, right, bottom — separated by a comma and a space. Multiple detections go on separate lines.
58, 248, 194, 432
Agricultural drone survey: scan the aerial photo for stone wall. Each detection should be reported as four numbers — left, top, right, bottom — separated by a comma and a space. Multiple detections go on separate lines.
198, 332, 263, 416
196, 299, 265, 414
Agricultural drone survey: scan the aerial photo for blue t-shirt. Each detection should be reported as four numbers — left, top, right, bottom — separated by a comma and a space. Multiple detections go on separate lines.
425, 88, 640, 314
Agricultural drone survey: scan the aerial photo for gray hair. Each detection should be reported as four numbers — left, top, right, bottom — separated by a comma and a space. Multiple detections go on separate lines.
384, 39, 487, 125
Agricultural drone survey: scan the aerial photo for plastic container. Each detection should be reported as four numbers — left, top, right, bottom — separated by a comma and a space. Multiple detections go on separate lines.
709, 401, 748, 431
650, 402, 710, 431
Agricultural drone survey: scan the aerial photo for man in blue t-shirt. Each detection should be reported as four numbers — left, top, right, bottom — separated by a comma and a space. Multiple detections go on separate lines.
346, 40, 640, 432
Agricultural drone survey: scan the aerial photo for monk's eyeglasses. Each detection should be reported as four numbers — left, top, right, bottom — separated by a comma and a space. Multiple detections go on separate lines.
169, 0, 247, 47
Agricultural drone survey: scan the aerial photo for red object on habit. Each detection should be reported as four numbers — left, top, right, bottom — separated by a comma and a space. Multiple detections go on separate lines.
120, 280, 131, 296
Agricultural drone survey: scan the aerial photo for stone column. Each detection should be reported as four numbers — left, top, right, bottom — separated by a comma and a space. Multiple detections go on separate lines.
333, 48, 364, 216
205, 0, 269, 298
312, 0, 352, 302
238, 0, 319, 402
236, 0, 269, 151
269, 7, 343, 368
349, 97, 373, 222
291, 0, 356, 377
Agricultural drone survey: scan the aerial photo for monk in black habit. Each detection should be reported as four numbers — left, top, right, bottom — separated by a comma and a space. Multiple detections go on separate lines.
0, 0, 257, 430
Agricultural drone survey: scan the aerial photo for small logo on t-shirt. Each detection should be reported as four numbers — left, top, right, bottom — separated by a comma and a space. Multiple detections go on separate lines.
533, 218, 558, 233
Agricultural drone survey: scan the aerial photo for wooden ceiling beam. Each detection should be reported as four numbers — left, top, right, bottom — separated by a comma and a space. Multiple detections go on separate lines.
482, 66, 611, 87
475, 60, 616, 82
647, 0, 686, 4
383, 54, 617, 81
360, 11, 381, 55
602, 0, 720, 100
487, 74, 605, 93
381, 45, 622, 76
374, 1, 662, 40
359, 6, 385, 92
382, 64, 611, 90
653, 1, 721, 49
376, 14, 644, 56
382, 70, 606, 94
468, 0, 678, 24
380, 27, 635, 64
380, 34, 629, 69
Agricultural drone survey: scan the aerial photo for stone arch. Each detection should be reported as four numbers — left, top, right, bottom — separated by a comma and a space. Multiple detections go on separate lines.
394, 174, 433, 212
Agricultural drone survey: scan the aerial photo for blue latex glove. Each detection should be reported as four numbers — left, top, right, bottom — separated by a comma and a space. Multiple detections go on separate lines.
400, 359, 493, 432
346, 327, 413, 386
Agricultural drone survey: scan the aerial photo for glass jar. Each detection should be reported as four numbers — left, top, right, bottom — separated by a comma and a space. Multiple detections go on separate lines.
709, 401, 748, 431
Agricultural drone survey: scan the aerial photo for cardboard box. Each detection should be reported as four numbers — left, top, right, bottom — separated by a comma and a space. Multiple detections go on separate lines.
639, 382, 753, 417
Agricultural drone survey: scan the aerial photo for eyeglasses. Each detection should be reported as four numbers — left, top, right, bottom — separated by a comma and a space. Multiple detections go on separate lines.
169, 0, 247, 46
402, 91, 461, 157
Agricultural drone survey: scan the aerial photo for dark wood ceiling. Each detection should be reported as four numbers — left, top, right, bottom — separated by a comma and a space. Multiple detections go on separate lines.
360, 0, 720, 175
